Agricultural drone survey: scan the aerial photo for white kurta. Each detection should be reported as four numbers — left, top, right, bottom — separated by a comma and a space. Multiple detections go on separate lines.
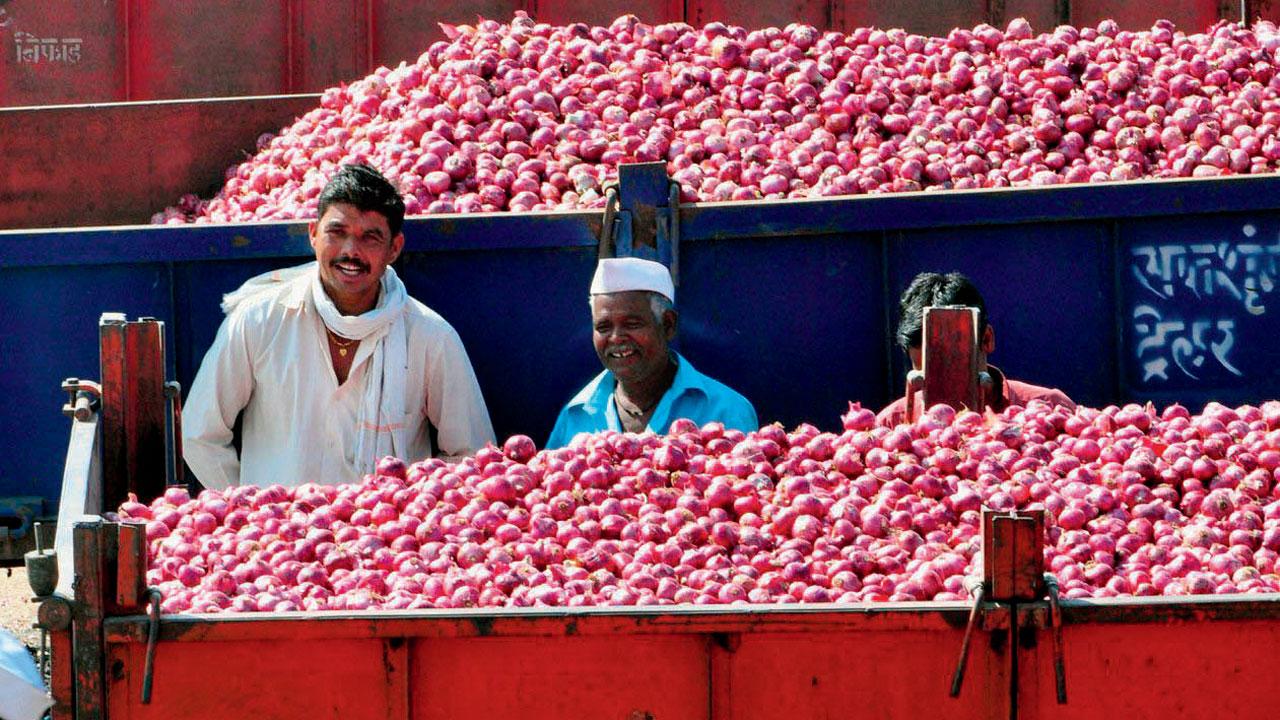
182, 276, 495, 489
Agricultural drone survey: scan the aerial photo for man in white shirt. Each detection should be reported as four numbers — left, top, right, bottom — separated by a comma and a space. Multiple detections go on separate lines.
183, 164, 495, 489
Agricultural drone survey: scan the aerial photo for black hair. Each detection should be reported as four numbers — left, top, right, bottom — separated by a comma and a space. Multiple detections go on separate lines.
895, 271, 988, 351
316, 164, 406, 238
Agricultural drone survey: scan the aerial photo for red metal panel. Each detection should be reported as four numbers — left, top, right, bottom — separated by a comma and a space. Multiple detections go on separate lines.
687, 0, 835, 29
92, 602, 1280, 718
102, 605, 977, 643
1028, 617, 1280, 719
97, 608, 991, 718
128, 0, 289, 100
411, 635, 710, 720
529, 0, 683, 27
1001, 0, 1064, 34
0, 94, 319, 229
843, 0, 990, 36
1250, 0, 1280, 25
370, 1, 524, 71
107, 639, 401, 719
0, 1, 124, 107
1070, 0, 1224, 32
725, 631, 1007, 719
296, 1, 369, 92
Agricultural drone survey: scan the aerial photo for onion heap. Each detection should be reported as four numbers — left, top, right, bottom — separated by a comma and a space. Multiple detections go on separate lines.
155, 15, 1280, 224
121, 399, 1280, 613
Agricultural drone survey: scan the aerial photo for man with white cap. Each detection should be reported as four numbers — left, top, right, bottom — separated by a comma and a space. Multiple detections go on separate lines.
546, 257, 757, 448
183, 164, 495, 488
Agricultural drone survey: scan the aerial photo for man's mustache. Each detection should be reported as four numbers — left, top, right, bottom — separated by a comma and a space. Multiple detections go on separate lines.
331, 256, 370, 272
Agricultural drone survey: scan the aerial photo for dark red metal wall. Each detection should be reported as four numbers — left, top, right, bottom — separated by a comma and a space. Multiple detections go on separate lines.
0, 0, 1258, 109
0, 95, 320, 229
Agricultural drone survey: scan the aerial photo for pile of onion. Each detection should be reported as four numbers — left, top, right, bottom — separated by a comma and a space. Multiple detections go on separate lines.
122, 399, 1280, 613
155, 15, 1280, 224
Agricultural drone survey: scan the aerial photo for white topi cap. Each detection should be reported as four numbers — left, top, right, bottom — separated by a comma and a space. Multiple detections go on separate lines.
589, 258, 675, 303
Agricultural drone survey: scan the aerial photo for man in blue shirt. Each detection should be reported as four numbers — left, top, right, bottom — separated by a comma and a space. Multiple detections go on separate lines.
546, 258, 758, 449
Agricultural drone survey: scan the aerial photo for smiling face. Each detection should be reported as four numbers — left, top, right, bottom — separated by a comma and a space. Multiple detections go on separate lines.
309, 202, 404, 315
591, 291, 676, 385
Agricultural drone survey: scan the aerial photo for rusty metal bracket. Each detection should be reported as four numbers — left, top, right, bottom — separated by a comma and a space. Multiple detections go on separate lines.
949, 582, 986, 697
61, 378, 102, 421
165, 381, 185, 488
951, 509, 1060, 716
142, 588, 162, 704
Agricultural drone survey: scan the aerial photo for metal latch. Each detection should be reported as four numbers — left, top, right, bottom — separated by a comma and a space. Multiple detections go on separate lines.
61, 377, 102, 421
949, 509, 1068, 710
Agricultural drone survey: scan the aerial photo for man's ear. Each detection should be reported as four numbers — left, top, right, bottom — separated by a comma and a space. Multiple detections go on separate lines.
982, 325, 996, 355
308, 221, 320, 252
663, 310, 678, 341
389, 232, 405, 264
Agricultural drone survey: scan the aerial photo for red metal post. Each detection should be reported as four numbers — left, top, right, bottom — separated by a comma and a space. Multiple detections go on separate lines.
921, 306, 982, 416
126, 318, 168, 506
37, 593, 75, 720
982, 509, 1046, 602
99, 315, 128, 510
47, 627, 75, 720
72, 521, 108, 720
100, 315, 170, 511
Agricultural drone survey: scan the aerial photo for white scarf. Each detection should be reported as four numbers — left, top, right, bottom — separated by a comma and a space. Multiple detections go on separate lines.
223, 261, 409, 475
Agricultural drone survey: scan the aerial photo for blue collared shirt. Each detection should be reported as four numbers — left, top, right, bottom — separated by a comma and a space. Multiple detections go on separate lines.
546, 353, 758, 449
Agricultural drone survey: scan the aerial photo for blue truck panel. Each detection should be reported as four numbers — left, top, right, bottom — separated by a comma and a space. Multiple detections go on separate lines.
0, 263, 174, 505
1120, 213, 1280, 407
3, 175, 1280, 511
885, 221, 1116, 408
398, 246, 604, 446
679, 231, 889, 430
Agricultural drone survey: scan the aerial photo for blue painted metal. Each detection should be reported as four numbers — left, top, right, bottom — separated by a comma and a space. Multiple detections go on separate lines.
614, 162, 674, 264
0, 496, 42, 539
884, 222, 1116, 408
1119, 213, 1280, 407
679, 230, 888, 430
3, 173, 1280, 511
0, 264, 175, 510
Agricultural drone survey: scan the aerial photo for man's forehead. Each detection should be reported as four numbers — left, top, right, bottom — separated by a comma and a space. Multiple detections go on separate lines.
591, 291, 653, 315
319, 203, 390, 233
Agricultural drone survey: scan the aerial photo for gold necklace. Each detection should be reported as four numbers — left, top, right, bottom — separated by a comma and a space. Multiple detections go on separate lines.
326, 328, 356, 357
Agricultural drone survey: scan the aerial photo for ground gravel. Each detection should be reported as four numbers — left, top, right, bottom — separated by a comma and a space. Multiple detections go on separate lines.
0, 567, 41, 653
